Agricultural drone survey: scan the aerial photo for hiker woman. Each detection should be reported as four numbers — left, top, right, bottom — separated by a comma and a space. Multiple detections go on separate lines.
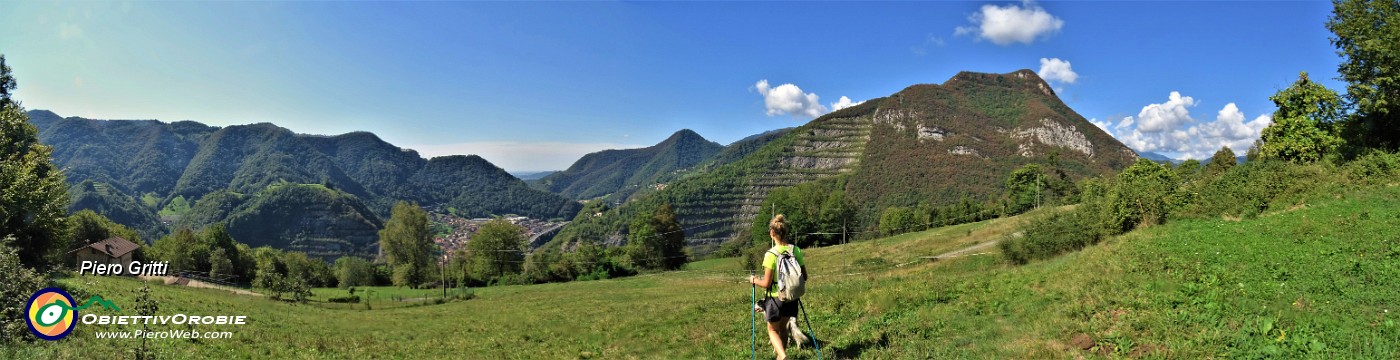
749, 214, 806, 360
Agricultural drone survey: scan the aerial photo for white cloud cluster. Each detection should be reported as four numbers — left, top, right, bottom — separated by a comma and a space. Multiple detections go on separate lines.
755, 80, 825, 118
1102, 92, 1272, 159
1131, 91, 1196, 132
753, 80, 862, 118
1037, 58, 1077, 84
830, 96, 865, 111
955, 1, 1064, 45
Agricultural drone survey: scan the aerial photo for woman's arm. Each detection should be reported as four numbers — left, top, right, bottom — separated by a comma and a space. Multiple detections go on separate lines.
749, 268, 775, 289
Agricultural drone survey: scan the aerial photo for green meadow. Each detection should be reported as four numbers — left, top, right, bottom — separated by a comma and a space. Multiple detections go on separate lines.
6, 185, 1398, 359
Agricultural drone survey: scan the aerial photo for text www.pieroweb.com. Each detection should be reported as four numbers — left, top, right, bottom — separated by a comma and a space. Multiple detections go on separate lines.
94, 329, 233, 339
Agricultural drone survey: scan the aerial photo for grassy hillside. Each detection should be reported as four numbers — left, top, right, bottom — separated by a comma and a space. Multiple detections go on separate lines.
10, 184, 1395, 358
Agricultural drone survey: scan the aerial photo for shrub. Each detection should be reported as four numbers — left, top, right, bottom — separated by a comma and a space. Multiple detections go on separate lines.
1179, 160, 1331, 219
1000, 209, 1102, 264
0, 240, 47, 345
1101, 159, 1179, 234
328, 295, 360, 303
1345, 151, 1400, 184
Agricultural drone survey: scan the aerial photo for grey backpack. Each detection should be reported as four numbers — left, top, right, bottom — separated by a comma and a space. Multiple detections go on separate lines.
769, 245, 806, 302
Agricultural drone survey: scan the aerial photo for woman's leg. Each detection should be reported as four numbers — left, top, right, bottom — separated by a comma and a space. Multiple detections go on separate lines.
767, 319, 788, 360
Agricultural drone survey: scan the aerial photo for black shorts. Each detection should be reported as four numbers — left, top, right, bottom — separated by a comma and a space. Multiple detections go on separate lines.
763, 297, 800, 323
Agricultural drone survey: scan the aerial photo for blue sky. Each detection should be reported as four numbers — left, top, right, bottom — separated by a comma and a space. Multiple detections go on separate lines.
0, 1, 1342, 171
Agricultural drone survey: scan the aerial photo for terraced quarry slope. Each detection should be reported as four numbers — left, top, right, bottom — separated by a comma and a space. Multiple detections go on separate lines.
16, 185, 1396, 358
557, 70, 1136, 249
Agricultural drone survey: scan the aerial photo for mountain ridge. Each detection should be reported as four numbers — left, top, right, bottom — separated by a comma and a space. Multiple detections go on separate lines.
533, 129, 724, 202
553, 69, 1138, 253
29, 111, 582, 255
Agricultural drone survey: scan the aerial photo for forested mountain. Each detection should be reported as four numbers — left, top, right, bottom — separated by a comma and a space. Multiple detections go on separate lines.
533, 129, 723, 202
28, 110, 581, 254
179, 184, 383, 259
554, 70, 1138, 252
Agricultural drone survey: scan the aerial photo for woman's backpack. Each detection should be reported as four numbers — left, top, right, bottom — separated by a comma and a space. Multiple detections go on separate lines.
769, 245, 806, 302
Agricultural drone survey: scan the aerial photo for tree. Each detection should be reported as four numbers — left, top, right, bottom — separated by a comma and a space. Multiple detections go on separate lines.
1005, 164, 1048, 214
150, 228, 201, 273
197, 223, 244, 279
1329, 0, 1400, 149
208, 247, 234, 280
334, 256, 375, 288
251, 246, 287, 290
1174, 159, 1202, 185
379, 201, 433, 287
69, 210, 143, 246
0, 57, 69, 268
626, 204, 686, 270
1259, 72, 1346, 162
879, 207, 929, 237
67, 210, 145, 264
467, 219, 525, 282
0, 55, 15, 109
1203, 147, 1237, 177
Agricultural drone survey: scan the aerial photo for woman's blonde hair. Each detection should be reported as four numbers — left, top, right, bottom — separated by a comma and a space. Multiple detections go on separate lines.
769, 214, 789, 243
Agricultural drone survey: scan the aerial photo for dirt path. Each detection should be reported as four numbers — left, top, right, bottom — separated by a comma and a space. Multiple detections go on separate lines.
927, 238, 1004, 260
141, 276, 262, 296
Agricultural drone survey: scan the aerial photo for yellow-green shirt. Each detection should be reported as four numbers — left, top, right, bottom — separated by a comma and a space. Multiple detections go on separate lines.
761, 244, 805, 298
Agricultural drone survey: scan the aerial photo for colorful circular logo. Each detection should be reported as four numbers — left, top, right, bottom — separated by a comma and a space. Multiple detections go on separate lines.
25, 287, 77, 341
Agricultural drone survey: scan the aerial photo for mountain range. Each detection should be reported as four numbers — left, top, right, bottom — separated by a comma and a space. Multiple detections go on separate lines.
28, 110, 581, 257
551, 70, 1138, 252
28, 69, 1140, 259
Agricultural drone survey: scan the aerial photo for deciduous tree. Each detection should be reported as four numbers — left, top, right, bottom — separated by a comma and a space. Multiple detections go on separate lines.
1259, 72, 1345, 162
0, 55, 69, 269
379, 202, 433, 287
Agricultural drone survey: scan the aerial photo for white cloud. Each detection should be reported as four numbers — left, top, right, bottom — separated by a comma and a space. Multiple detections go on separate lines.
955, 0, 1064, 46
409, 141, 645, 172
1131, 91, 1197, 133
830, 96, 864, 111
1101, 93, 1274, 159
1089, 118, 1111, 133
754, 80, 826, 118
753, 80, 860, 118
1037, 58, 1078, 84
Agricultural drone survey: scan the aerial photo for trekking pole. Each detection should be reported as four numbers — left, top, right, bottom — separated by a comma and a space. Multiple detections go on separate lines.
800, 301, 823, 360
750, 283, 756, 360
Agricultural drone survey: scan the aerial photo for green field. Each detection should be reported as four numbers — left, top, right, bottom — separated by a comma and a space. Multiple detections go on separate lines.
7, 186, 1398, 359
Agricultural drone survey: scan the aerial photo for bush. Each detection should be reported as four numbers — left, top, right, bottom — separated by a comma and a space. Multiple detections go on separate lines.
1179, 160, 1332, 219
327, 295, 360, 303
1345, 151, 1400, 184
1000, 209, 1102, 265
451, 287, 475, 301
1100, 159, 1178, 234
0, 241, 47, 345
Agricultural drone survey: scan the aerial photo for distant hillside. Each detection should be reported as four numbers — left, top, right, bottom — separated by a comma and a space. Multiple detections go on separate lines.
534, 129, 723, 202
555, 70, 1137, 250
1139, 151, 1183, 164
67, 180, 167, 242
180, 184, 382, 260
28, 110, 582, 254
